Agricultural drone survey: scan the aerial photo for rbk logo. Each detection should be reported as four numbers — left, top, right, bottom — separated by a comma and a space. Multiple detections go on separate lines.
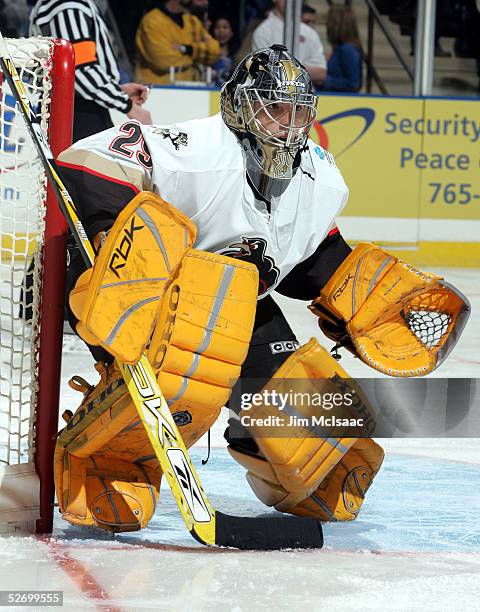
332, 273, 354, 301
108, 216, 144, 278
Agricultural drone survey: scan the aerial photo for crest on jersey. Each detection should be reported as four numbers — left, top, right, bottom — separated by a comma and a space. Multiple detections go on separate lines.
219, 237, 279, 295
154, 128, 188, 150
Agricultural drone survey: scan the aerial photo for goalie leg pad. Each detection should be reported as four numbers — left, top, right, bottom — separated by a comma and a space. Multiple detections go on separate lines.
56, 251, 259, 532
61, 454, 159, 532
228, 338, 383, 520
148, 248, 259, 416
229, 438, 383, 521
291, 438, 384, 520
54, 362, 162, 532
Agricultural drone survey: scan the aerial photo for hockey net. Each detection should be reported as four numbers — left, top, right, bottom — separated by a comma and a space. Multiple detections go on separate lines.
0, 37, 74, 533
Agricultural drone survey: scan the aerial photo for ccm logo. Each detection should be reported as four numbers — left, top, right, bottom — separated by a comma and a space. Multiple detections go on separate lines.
269, 340, 299, 354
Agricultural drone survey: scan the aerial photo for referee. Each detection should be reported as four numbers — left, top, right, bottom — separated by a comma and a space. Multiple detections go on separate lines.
29, 0, 151, 141
21, 0, 151, 325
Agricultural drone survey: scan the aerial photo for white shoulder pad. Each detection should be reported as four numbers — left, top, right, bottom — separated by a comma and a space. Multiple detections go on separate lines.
143, 114, 243, 174
309, 142, 339, 171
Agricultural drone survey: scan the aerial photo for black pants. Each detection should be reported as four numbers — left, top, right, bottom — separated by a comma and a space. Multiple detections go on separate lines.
237, 294, 298, 384
226, 295, 300, 450
73, 96, 114, 142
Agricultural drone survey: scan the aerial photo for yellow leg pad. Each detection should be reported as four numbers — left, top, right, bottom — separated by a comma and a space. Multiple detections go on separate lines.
60, 454, 89, 523
242, 339, 367, 498
60, 454, 160, 532
57, 247, 258, 532
286, 438, 384, 521
230, 338, 384, 520
55, 362, 161, 532
148, 248, 258, 416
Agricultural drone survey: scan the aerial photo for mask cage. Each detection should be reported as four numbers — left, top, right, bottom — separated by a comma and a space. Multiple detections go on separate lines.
240, 87, 317, 150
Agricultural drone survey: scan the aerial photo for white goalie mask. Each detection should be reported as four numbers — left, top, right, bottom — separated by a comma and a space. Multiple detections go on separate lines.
221, 45, 317, 200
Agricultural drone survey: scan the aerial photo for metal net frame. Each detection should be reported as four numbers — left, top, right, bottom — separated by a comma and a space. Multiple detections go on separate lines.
0, 37, 74, 532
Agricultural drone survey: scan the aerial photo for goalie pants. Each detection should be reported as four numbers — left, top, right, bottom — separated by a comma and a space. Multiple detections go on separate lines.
238, 294, 299, 382
226, 294, 300, 452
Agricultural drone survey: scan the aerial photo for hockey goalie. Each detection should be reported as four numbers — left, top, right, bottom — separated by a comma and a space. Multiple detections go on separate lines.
54, 45, 470, 533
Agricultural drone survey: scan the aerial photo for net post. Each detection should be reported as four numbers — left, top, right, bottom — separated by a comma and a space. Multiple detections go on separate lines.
34, 39, 74, 533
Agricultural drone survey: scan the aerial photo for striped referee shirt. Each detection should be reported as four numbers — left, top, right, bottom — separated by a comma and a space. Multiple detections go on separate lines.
29, 0, 131, 113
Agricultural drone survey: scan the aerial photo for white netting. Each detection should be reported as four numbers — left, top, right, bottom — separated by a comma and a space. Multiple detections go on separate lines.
0, 38, 54, 467
405, 309, 451, 350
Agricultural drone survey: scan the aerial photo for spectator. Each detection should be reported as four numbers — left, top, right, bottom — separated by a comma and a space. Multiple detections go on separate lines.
29, 0, 151, 141
0, 0, 29, 37
234, 1, 274, 64
189, 0, 211, 30
136, 0, 220, 85
211, 16, 235, 86
301, 3, 316, 28
322, 5, 362, 93
252, 0, 326, 87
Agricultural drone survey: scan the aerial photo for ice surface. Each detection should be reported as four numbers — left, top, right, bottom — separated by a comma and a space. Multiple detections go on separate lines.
1, 268, 479, 610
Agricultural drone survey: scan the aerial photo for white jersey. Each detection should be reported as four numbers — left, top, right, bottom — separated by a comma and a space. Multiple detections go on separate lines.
58, 113, 348, 298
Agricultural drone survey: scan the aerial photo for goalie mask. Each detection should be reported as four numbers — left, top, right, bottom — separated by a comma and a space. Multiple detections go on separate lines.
221, 45, 317, 201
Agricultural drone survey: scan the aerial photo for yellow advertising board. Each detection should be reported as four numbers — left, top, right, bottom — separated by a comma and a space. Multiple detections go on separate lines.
311, 95, 424, 222
419, 98, 480, 221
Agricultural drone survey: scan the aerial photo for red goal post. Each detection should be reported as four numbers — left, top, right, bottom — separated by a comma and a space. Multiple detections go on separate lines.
0, 37, 74, 533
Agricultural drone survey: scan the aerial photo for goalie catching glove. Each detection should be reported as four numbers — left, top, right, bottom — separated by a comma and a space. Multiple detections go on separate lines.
309, 243, 470, 376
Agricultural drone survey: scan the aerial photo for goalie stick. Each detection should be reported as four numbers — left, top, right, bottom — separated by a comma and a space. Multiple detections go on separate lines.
0, 33, 323, 550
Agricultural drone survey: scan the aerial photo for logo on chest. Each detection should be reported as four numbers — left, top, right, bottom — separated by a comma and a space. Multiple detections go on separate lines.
219, 237, 280, 295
